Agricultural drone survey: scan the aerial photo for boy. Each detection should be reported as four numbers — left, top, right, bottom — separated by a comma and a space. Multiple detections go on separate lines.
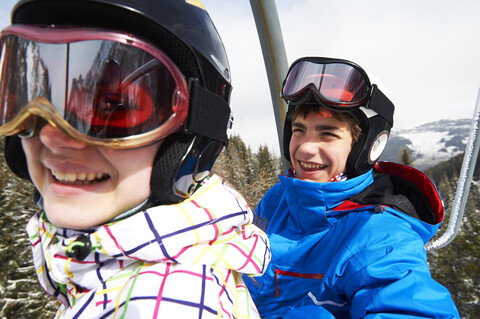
0, 0, 270, 317
244, 57, 460, 318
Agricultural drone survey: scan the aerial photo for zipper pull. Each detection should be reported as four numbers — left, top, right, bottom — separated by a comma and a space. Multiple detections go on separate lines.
374, 205, 386, 213
66, 234, 91, 261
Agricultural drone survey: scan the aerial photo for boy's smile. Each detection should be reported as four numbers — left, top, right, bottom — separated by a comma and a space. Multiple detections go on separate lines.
22, 123, 161, 229
297, 161, 328, 170
289, 111, 353, 183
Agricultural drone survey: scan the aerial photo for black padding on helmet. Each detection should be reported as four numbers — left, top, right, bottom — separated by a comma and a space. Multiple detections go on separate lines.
283, 106, 294, 162
4, 136, 30, 181
345, 110, 392, 176
150, 132, 195, 205
187, 81, 231, 144
343, 85, 394, 176
149, 132, 223, 205
368, 85, 394, 126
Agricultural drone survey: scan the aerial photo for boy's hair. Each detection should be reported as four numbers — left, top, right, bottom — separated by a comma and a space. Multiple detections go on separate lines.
288, 104, 362, 145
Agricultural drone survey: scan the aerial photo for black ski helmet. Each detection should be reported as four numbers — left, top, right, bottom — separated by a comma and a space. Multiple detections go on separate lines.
282, 58, 394, 177
4, 0, 233, 204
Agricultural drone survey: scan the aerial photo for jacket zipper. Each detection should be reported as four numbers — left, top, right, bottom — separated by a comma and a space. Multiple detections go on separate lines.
274, 268, 324, 297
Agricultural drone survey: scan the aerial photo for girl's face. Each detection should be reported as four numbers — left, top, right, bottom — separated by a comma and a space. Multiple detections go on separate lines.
289, 110, 353, 183
22, 124, 161, 229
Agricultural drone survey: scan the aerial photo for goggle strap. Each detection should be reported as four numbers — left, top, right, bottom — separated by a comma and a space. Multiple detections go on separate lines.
368, 85, 395, 126
186, 81, 231, 144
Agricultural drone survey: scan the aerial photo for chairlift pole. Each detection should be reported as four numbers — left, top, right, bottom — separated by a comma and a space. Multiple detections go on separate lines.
426, 88, 480, 250
249, 0, 290, 171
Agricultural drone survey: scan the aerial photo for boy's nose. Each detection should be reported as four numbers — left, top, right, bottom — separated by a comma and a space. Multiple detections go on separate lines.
38, 123, 87, 151
297, 140, 321, 156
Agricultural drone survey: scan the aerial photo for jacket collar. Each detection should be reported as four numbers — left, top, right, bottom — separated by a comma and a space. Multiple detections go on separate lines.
279, 170, 374, 233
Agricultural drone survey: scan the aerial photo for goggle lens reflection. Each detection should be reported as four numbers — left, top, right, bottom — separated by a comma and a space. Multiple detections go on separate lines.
0, 25, 189, 147
281, 59, 370, 107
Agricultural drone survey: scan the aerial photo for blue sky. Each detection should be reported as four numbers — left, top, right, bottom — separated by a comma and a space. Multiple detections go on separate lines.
2, 0, 480, 156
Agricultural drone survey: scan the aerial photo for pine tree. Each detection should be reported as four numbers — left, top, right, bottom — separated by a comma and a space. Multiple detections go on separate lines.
250, 145, 281, 208
427, 155, 480, 318
212, 134, 254, 195
399, 147, 414, 166
0, 137, 59, 318
212, 135, 281, 210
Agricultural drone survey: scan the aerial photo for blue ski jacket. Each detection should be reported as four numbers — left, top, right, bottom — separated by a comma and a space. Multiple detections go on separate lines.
245, 162, 460, 318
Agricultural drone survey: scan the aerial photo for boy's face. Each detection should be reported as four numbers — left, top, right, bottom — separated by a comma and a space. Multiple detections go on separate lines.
289, 109, 353, 183
21, 124, 161, 229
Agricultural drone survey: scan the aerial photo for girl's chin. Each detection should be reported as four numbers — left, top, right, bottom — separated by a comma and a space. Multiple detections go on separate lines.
42, 202, 113, 229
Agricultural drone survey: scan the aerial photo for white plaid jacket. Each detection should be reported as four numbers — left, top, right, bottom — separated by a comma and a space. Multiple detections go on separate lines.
27, 175, 270, 318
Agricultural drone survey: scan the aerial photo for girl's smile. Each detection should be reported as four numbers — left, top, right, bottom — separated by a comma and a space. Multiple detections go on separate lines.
22, 123, 161, 229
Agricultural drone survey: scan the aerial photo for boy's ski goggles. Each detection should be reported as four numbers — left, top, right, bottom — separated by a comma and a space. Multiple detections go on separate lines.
0, 25, 189, 149
281, 57, 394, 125
281, 57, 372, 109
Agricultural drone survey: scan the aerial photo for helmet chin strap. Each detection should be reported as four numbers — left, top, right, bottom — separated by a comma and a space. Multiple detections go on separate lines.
149, 132, 197, 205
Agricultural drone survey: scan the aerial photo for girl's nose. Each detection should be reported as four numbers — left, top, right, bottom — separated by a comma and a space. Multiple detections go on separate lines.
38, 123, 87, 151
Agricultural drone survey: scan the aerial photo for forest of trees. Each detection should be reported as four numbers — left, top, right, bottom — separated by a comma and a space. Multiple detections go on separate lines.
212, 135, 281, 210
0, 135, 479, 318
425, 153, 480, 318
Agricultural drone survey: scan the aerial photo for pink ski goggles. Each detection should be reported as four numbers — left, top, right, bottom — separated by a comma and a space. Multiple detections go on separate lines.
281, 57, 372, 109
0, 25, 189, 148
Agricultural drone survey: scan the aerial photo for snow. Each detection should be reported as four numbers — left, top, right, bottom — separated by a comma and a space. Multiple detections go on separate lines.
383, 118, 472, 169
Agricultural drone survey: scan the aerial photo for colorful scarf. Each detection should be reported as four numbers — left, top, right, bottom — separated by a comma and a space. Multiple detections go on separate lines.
26, 175, 270, 318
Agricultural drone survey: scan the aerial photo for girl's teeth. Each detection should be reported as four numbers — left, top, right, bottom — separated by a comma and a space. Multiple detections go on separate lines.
51, 170, 108, 183
65, 173, 77, 182
53, 171, 65, 180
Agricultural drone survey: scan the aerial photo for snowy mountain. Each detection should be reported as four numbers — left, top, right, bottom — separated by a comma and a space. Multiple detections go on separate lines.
380, 119, 473, 170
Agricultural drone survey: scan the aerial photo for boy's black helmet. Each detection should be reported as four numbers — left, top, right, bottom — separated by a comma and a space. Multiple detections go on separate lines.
280, 57, 394, 177
4, 0, 233, 204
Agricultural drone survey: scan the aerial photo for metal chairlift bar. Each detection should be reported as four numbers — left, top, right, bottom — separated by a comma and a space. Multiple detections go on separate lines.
249, 0, 290, 172
426, 88, 480, 250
